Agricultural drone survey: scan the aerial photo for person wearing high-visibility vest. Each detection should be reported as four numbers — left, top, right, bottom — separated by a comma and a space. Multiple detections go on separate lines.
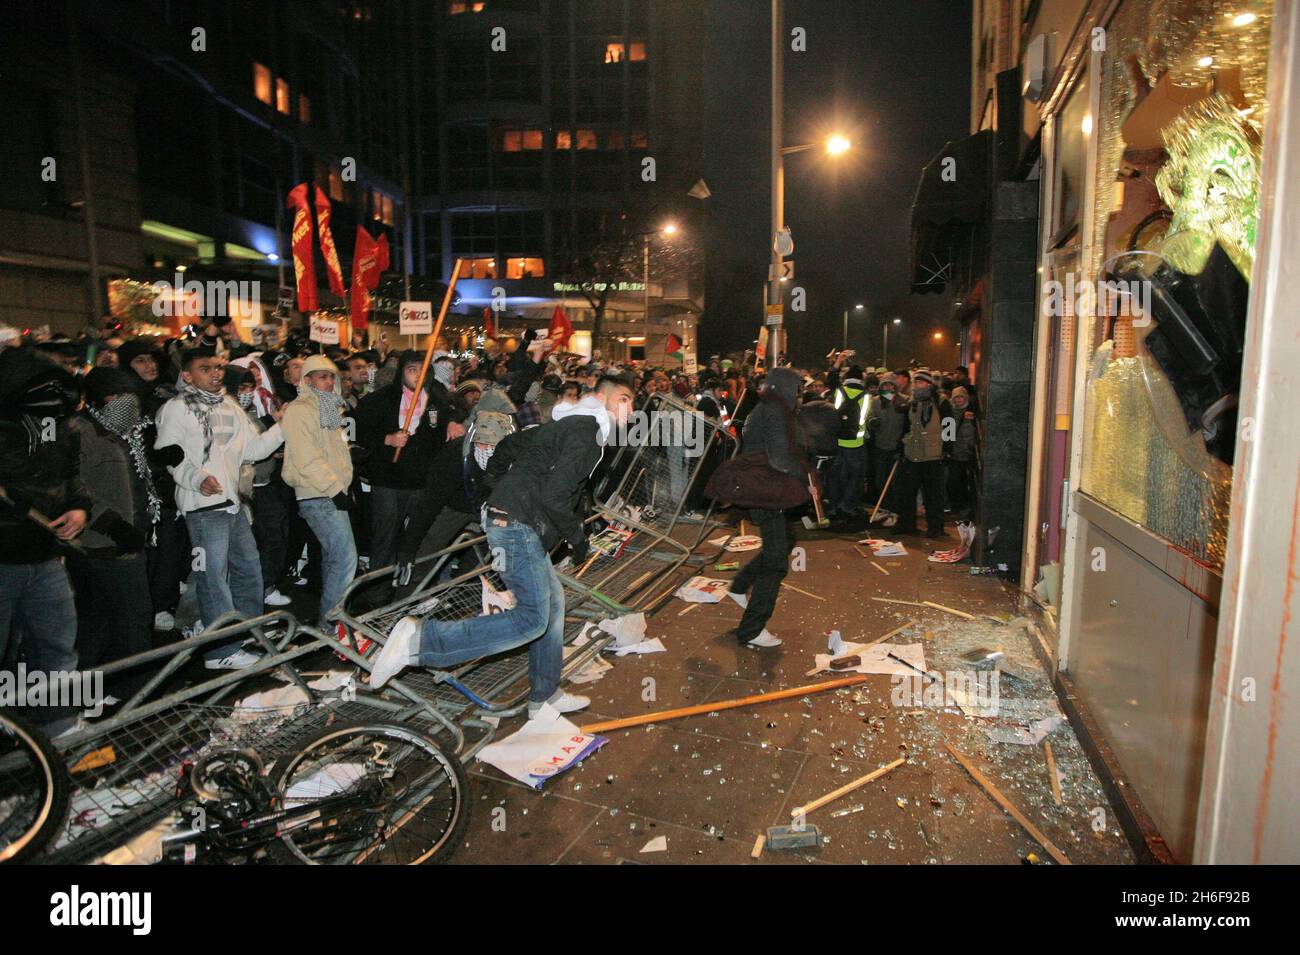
826, 362, 871, 517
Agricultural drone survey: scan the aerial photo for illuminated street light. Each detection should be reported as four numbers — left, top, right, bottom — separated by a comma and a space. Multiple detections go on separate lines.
662, 223, 678, 236
826, 134, 851, 156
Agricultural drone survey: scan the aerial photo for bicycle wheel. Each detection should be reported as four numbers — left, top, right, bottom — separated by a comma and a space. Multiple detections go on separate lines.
268, 721, 469, 865
0, 711, 70, 864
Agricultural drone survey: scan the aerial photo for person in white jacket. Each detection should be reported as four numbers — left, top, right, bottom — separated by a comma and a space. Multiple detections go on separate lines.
155, 348, 283, 669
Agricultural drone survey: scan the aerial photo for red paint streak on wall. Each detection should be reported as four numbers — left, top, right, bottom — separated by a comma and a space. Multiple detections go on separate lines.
1254, 476, 1300, 862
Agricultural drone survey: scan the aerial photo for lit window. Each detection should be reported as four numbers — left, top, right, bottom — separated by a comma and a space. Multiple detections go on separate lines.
463, 257, 497, 279
449, 1, 484, 13
605, 43, 625, 64
629, 42, 646, 61
449, 1, 466, 12
555, 130, 572, 150
372, 188, 383, 221
298, 93, 311, 124
253, 63, 272, 104
606, 130, 625, 149
382, 194, 394, 226
630, 130, 648, 149
575, 129, 598, 150
522, 129, 543, 150
500, 129, 522, 152
329, 166, 344, 202
275, 78, 290, 115
506, 257, 544, 279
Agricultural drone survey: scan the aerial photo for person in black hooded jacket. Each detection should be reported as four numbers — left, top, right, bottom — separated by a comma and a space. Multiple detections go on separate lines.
724, 366, 805, 649
0, 346, 90, 734
347, 350, 461, 605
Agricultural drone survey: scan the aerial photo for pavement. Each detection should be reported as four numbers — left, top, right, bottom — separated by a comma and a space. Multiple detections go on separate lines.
446, 514, 1137, 866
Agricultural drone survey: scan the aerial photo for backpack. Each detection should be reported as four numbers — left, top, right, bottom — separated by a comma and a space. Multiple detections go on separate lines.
835, 387, 864, 441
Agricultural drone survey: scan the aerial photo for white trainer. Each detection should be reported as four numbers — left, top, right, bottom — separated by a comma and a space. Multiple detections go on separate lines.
153, 610, 176, 631
370, 616, 421, 688
727, 590, 749, 609
263, 589, 292, 607
746, 629, 783, 648
529, 692, 591, 717
204, 649, 262, 670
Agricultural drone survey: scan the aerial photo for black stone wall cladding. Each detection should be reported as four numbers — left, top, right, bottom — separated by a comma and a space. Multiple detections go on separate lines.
973, 181, 1038, 576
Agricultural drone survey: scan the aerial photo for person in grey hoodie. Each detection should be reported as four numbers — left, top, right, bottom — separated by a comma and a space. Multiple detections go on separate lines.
724, 366, 806, 649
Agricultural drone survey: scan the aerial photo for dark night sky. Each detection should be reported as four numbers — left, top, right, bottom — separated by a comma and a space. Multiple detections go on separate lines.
700, 0, 972, 367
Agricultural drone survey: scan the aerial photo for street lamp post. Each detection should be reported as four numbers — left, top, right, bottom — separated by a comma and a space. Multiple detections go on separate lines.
842, 303, 864, 350
883, 316, 901, 368
769, 0, 785, 365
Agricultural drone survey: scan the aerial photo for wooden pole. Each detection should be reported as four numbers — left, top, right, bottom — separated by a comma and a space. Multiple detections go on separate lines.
581, 674, 869, 734
943, 742, 1072, 865
394, 257, 464, 461
790, 756, 906, 818
869, 458, 898, 522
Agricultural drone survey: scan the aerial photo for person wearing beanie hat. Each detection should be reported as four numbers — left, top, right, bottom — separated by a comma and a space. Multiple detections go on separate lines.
154, 347, 284, 668
826, 357, 872, 518
281, 354, 356, 624
894, 365, 953, 539
946, 385, 977, 518
722, 366, 806, 649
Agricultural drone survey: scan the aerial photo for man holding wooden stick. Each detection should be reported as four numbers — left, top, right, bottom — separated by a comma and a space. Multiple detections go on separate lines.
370, 376, 637, 717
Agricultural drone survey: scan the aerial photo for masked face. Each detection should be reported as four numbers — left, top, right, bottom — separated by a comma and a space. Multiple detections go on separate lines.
98, 393, 142, 434
912, 383, 932, 400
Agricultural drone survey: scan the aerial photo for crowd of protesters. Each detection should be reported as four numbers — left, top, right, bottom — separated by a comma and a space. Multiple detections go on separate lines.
0, 314, 978, 733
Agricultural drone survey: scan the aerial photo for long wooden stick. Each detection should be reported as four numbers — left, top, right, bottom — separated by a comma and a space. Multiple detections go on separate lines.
943, 742, 1072, 865
871, 561, 890, 576
871, 596, 929, 608
923, 600, 976, 620
580, 674, 869, 734
869, 458, 899, 522
781, 581, 825, 601
394, 257, 464, 461
1044, 741, 1063, 806
790, 756, 906, 818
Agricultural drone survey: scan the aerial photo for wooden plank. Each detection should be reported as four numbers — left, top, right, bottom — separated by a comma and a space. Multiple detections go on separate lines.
870, 561, 891, 577
750, 833, 766, 858
923, 600, 977, 620
1044, 740, 1063, 806
781, 581, 825, 601
580, 674, 870, 734
790, 757, 907, 818
943, 742, 1072, 865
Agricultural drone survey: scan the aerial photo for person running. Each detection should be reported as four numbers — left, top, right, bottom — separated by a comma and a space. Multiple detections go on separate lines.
154, 347, 283, 668
369, 376, 637, 717
725, 367, 808, 649
281, 355, 357, 626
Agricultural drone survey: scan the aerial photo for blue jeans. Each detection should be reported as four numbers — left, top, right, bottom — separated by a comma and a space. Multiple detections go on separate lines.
297, 498, 357, 624
0, 560, 79, 731
185, 507, 264, 660
417, 518, 564, 704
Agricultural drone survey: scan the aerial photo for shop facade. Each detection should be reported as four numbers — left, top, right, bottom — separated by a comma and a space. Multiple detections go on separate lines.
1021, 0, 1298, 862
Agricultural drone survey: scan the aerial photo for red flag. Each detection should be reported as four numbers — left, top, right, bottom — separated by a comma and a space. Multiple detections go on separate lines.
349, 229, 390, 331
314, 187, 345, 297
666, 333, 682, 354
286, 183, 318, 313
482, 307, 496, 340
548, 304, 574, 348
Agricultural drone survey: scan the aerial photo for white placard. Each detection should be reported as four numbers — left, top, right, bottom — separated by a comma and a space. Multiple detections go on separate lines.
399, 300, 433, 335
309, 317, 340, 344
683, 353, 698, 375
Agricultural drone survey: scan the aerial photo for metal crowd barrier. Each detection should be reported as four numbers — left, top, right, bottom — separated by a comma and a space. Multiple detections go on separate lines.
29, 611, 438, 865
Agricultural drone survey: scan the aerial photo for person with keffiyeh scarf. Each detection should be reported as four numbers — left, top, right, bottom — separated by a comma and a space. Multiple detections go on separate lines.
68, 368, 182, 696
154, 348, 283, 669
281, 355, 356, 624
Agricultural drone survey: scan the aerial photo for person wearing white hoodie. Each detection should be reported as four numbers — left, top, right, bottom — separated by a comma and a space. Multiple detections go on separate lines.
369, 376, 636, 717
154, 348, 283, 668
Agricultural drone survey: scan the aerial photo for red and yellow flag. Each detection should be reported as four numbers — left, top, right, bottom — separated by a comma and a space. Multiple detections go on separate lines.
286, 183, 318, 313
